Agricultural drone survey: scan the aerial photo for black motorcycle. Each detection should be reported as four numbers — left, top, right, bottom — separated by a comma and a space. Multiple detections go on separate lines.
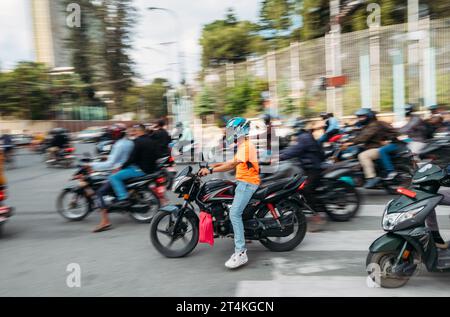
366, 163, 450, 288
46, 147, 76, 168
325, 143, 416, 194
262, 160, 361, 222
150, 165, 309, 258
0, 185, 14, 237
56, 157, 174, 224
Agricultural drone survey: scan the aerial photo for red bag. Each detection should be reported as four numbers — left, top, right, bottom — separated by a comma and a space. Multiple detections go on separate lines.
199, 211, 214, 247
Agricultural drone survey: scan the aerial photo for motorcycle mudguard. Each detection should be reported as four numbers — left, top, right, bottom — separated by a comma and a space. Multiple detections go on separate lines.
369, 233, 405, 253
160, 205, 199, 221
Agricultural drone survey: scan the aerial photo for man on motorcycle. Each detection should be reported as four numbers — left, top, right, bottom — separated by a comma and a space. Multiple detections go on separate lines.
108, 124, 159, 209
398, 104, 428, 155
279, 118, 327, 230
91, 125, 135, 233
317, 112, 340, 144
344, 108, 398, 189
47, 128, 70, 161
199, 117, 260, 269
150, 118, 172, 158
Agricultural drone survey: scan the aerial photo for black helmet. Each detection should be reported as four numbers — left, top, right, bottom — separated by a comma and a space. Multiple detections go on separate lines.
405, 104, 415, 116
320, 112, 330, 119
355, 108, 375, 126
175, 122, 183, 128
52, 127, 66, 135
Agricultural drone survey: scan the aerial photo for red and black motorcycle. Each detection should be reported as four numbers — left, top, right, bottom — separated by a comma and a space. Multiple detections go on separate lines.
150, 165, 309, 258
0, 186, 13, 237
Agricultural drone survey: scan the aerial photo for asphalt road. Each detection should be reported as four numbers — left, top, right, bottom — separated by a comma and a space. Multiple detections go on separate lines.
1, 144, 450, 297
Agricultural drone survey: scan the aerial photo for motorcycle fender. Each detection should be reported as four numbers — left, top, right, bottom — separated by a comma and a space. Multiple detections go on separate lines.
160, 205, 198, 221
369, 233, 405, 253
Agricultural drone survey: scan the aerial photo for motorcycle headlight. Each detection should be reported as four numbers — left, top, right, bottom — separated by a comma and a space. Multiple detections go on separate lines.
382, 207, 424, 231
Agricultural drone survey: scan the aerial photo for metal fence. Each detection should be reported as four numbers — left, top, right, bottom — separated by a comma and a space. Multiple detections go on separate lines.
204, 17, 450, 118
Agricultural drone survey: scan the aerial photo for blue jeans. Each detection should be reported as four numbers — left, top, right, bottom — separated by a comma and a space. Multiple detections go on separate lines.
230, 181, 259, 253
379, 143, 399, 173
109, 165, 145, 201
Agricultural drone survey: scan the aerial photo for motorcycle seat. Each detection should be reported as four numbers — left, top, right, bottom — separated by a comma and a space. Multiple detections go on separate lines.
125, 172, 160, 184
253, 178, 299, 199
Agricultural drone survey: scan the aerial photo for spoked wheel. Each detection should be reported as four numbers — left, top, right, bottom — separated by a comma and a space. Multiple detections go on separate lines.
129, 189, 160, 223
259, 200, 307, 252
319, 180, 361, 222
366, 251, 418, 288
56, 189, 91, 221
150, 211, 199, 258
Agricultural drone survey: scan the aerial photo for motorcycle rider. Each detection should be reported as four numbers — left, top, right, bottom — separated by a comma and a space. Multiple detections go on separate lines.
317, 112, 340, 144
398, 104, 428, 155
199, 117, 260, 269
0, 130, 14, 162
343, 108, 398, 189
150, 118, 172, 158
91, 125, 135, 233
47, 128, 70, 162
279, 118, 327, 230
108, 124, 159, 209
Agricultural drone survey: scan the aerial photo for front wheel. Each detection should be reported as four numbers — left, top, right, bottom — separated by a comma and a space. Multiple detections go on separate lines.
150, 210, 199, 258
56, 189, 91, 221
259, 200, 307, 252
366, 251, 417, 288
319, 180, 361, 222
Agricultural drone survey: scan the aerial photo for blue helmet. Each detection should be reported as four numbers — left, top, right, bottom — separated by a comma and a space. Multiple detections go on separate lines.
355, 108, 375, 126
225, 117, 250, 144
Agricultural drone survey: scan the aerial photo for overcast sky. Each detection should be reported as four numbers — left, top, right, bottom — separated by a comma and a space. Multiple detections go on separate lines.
0, 0, 261, 84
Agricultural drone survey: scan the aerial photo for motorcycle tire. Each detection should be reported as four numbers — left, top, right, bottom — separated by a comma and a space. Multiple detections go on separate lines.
319, 180, 361, 222
259, 201, 307, 252
56, 189, 91, 221
129, 188, 160, 224
366, 251, 416, 288
150, 211, 199, 258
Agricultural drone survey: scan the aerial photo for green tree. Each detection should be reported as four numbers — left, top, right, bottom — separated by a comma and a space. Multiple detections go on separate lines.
259, 0, 294, 49
0, 62, 53, 120
98, 0, 136, 114
123, 79, 169, 119
300, 0, 329, 40
200, 9, 266, 70
195, 87, 216, 119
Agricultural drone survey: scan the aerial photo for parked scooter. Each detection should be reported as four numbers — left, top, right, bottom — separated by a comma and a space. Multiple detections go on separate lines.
366, 163, 450, 288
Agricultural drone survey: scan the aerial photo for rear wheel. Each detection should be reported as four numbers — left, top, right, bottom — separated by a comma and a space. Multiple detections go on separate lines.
56, 189, 91, 221
366, 251, 417, 288
129, 189, 160, 223
150, 210, 199, 258
319, 179, 361, 222
259, 200, 307, 252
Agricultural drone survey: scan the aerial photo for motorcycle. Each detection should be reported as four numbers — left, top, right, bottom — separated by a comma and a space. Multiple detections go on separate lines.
56, 156, 175, 224
366, 163, 450, 288
263, 160, 361, 222
0, 185, 14, 237
46, 147, 76, 168
150, 164, 309, 258
324, 143, 416, 194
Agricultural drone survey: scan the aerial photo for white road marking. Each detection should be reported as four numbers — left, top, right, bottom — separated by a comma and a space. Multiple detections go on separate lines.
359, 205, 450, 217
297, 230, 450, 251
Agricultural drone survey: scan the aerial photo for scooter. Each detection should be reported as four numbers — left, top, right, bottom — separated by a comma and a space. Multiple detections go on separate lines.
366, 163, 450, 288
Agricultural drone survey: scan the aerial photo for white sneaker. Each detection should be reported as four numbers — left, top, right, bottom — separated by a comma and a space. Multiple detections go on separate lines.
225, 250, 248, 269
383, 171, 398, 180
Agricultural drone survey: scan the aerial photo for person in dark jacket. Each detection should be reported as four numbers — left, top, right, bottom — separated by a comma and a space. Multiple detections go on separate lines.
343, 108, 399, 188
109, 124, 159, 209
150, 118, 171, 158
280, 118, 326, 230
